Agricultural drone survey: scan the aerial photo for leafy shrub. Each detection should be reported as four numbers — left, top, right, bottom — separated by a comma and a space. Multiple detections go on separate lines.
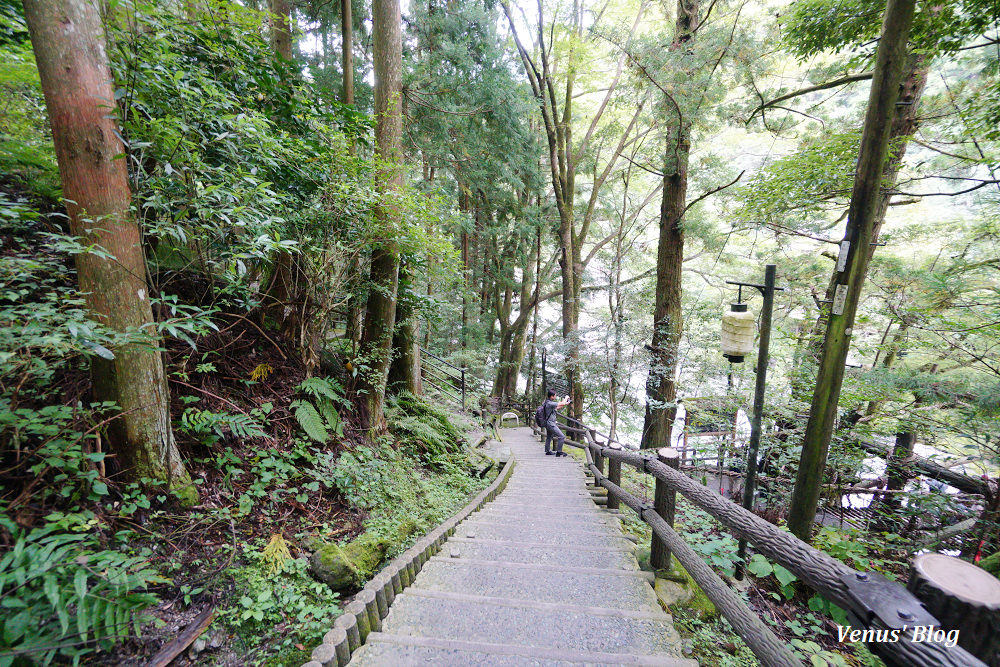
218, 538, 340, 658
0, 513, 163, 667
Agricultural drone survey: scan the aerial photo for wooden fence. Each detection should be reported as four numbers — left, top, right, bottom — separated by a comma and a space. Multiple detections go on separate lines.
510, 406, 996, 667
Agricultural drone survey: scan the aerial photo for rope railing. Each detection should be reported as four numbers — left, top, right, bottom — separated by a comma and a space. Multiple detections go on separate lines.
519, 409, 988, 667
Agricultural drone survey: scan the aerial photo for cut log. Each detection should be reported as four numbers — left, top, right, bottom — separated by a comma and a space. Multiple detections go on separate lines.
146, 606, 215, 667
908, 553, 1000, 665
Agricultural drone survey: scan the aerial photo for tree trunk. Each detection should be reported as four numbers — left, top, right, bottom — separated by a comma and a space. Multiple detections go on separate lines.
641, 140, 689, 449
270, 0, 293, 60
791, 52, 928, 402
341, 0, 354, 104
787, 0, 917, 542
640, 0, 698, 450
356, 0, 403, 432
525, 227, 542, 402
265, 0, 306, 347
388, 260, 419, 395
871, 430, 916, 531
24, 0, 195, 502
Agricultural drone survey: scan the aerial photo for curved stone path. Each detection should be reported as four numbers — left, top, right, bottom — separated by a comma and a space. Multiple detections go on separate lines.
348, 427, 697, 666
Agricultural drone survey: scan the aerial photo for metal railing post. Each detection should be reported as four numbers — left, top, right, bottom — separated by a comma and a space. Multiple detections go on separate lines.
461, 368, 466, 411
736, 264, 777, 580
650, 447, 679, 571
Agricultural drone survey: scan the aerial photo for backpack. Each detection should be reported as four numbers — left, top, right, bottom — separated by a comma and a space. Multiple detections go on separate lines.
534, 403, 547, 427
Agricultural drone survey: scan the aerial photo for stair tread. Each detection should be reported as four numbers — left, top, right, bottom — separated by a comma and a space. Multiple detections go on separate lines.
349, 633, 698, 666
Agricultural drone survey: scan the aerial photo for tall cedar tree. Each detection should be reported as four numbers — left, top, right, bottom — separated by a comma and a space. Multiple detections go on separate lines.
787, 0, 917, 541
640, 0, 699, 450
23, 0, 195, 500
357, 0, 403, 430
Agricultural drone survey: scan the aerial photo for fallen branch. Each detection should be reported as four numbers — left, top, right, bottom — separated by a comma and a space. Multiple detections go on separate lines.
146, 606, 215, 667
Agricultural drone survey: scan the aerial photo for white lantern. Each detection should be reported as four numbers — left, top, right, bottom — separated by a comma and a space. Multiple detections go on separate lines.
721, 303, 755, 363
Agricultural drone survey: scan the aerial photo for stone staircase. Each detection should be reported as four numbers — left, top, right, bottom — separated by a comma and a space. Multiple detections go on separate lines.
347, 427, 697, 666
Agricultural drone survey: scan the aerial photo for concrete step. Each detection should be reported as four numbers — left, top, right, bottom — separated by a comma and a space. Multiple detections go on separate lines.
380, 591, 683, 656
411, 558, 661, 611
476, 503, 609, 518
488, 496, 600, 510
443, 537, 638, 568
470, 510, 619, 529
349, 633, 697, 666
452, 521, 633, 547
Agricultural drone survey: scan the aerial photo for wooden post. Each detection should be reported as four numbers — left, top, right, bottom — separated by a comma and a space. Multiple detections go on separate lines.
592, 429, 605, 477
651, 447, 679, 571
908, 553, 1000, 663
607, 443, 622, 510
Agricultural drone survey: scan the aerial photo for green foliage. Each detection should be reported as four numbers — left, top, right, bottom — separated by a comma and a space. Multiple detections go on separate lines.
0, 513, 163, 667
291, 376, 346, 443
0, 8, 58, 201
0, 199, 128, 503
674, 609, 758, 667
737, 132, 861, 228
317, 434, 488, 560
179, 407, 267, 443
385, 392, 462, 463
218, 539, 340, 657
745, 553, 799, 599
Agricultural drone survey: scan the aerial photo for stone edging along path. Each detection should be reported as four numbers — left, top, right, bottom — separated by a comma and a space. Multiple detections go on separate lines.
301, 455, 517, 667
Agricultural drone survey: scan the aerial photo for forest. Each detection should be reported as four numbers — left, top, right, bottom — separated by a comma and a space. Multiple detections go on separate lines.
1, 0, 999, 664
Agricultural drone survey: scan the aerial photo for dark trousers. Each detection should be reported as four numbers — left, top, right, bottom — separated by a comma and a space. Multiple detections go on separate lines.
545, 424, 565, 454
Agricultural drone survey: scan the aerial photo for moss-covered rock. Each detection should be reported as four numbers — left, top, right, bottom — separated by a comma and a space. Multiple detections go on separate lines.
309, 521, 419, 592
653, 564, 717, 619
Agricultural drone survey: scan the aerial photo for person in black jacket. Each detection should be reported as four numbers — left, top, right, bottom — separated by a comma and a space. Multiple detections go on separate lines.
542, 390, 570, 457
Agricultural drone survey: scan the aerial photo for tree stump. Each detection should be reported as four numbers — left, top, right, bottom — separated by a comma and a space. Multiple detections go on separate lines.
908, 552, 1000, 665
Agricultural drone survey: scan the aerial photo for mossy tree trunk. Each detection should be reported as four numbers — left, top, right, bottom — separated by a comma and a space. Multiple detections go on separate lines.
24, 0, 195, 502
787, 0, 917, 542
357, 0, 403, 432
388, 259, 419, 395
491, 233, 539, 399
790, 52, 929, 402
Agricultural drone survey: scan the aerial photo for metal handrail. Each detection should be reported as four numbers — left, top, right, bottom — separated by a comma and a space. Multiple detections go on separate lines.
420, 346, 465, 372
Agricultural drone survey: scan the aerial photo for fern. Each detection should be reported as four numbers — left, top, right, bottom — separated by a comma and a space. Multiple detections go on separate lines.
261, 533, 292, 575
179, 408, 266, 441
298, 376, 345, 404
290, 376, 345, 442
291, 400, 329, 443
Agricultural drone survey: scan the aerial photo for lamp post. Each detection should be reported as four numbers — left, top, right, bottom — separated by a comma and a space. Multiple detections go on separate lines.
724, 264, 782, 580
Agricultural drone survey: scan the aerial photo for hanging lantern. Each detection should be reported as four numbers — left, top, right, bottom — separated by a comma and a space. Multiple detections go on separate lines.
721, 303, 755, 363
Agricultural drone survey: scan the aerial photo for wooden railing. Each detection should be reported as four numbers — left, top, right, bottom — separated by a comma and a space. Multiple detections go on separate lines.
513, 407, 992, 667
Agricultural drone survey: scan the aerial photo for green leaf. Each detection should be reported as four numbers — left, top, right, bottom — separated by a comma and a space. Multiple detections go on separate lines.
773, 564, 798, 588
746, 554, 773, 578
291, 400, 329, 443
3, 610, 30, 643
